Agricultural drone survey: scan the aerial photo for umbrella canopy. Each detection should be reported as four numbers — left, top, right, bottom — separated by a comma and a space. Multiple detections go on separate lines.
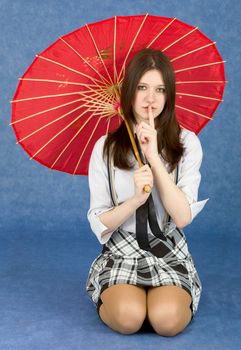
11, 14, 226, 175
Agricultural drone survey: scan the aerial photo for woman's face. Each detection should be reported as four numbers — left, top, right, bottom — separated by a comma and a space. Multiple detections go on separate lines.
132, 69, 166, 125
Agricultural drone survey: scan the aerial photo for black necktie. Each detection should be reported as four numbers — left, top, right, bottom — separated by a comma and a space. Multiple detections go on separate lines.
134, 134, 167, 251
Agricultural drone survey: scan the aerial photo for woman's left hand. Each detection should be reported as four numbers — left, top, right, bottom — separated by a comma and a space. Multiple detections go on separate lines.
136, 106, 159, 163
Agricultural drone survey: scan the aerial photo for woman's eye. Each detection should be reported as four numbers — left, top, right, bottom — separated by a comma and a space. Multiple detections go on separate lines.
157, 87, 166, 93
137, 85, 146, 90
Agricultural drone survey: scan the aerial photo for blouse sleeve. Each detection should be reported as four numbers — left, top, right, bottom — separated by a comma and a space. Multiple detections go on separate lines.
87, 136, 115, 244
177, 130, 209, 223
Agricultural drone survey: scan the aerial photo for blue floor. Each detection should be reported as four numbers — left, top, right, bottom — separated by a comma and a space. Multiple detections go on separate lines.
1, 225, 240, 350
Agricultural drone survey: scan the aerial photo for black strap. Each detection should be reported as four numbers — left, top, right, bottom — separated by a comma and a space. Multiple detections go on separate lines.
107, 149, 116, 207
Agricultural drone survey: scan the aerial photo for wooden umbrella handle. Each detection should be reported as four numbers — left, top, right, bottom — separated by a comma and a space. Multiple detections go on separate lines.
120, 111, 152, 194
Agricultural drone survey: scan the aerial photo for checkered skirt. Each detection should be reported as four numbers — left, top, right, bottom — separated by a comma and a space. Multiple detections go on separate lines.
86, 224, 202, 315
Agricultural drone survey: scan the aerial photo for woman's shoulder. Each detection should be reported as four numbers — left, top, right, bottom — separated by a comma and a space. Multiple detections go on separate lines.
92, 134, 108, 154
180, 127, 202, 149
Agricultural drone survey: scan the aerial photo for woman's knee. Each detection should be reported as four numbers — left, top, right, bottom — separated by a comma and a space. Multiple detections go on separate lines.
113, 302, 146, 334
147, 303, 191, 337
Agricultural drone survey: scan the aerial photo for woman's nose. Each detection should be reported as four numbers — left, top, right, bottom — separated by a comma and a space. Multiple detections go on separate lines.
145, 89, 155, 103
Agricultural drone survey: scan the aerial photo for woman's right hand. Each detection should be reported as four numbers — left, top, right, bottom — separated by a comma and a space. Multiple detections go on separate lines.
133, 164, 153, 206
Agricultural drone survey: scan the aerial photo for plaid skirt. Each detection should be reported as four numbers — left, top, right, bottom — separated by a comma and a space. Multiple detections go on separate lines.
86, 225, 202, 316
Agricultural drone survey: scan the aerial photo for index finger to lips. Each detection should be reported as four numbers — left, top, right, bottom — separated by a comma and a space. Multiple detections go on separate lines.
148, 106, 155, 129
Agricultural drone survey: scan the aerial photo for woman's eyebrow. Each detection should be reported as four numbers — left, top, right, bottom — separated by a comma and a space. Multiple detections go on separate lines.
139, 82, 165, 87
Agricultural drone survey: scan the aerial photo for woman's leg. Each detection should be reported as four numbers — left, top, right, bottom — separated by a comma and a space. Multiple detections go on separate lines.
147, 285, 192, 337
99, 284, 147, 334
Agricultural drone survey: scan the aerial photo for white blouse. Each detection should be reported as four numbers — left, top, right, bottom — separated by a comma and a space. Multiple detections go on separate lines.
87, 128, 209, 244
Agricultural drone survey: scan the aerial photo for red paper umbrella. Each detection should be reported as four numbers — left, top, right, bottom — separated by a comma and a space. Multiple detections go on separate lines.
11, 14, 226, 175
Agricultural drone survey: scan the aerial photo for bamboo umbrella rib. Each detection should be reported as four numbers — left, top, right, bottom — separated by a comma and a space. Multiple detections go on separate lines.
85, 24, 114, 85
80, 95, 113, 108
9, 91, 111, 125
51, 111, 97, 170
74, 109, 118, 175
118, 13, 149, 81
175, 61, 225, 73
79, 85, 114, 103
175, 104, 213, 120
16, 77, 98, 88
11, 91, 90, 103
146, 17, 176, 48
176, 92, 223, 101
59, 37, 110, 85
176, 80, 227, 84
105, 112, 112, 135
162, 27, 198, 52
29, 106, 98, 159
17, 104, 85, 143
73, 116, 102, 174
171, 42, 216, 62
37, 55, 104, 86
80, 100, 113, 110
113, 16, 118, 83
11, 98, 83, 125
78, 88, 113, 105
12, 84, 112, 105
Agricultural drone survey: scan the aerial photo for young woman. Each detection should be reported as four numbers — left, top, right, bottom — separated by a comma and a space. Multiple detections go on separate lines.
86, 48, 208, 336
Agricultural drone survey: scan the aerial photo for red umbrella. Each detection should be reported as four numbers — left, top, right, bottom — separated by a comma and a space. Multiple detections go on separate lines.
11, 14, 226, 175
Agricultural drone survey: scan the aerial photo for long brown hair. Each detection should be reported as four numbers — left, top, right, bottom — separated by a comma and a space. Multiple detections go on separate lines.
103, 48, 184, 172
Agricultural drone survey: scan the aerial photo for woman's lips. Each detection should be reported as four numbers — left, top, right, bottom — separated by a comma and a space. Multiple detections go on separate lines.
143, 107, 156, 112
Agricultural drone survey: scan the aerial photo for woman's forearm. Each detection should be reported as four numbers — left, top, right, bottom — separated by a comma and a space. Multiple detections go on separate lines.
149, 155, 191, 228
99, 196, 141, 238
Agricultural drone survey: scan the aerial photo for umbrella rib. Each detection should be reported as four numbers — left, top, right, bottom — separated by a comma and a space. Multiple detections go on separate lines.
118, 13, 149, 81
74, 110, 117, 174
51, 111, 97, 170
85, 24, 114, 85
12, 84, 111, 104
78, 83, 114, 103
16, 77, 99, 88
177, 92, 223, 102
113, 16, 117, 83
73, 116, 102, 174
162, 27, 198, 52
37, 55, 104, 86
175, 61, 226, 73
175, 104, 213, 120
12, 91, 112, 125
146, 17, 176, 47
176, 80, 227, 84
11, 91, 96, 103
171, 42, 216, 62
11, 98, 83, 124
29, 106, 98, 160
17, 104, 85, 143
80, 94, 112, 107
59, 37, 110, 85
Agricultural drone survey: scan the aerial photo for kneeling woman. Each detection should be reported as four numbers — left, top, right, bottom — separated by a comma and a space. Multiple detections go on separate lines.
86, 48, 208, 336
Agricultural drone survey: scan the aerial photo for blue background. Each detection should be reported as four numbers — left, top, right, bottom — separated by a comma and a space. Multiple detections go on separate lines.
0, 1, 240, 349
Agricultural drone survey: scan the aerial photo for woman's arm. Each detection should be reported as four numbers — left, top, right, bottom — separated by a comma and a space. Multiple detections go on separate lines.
98, 196, 140, 238
148, 156, 191, 228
